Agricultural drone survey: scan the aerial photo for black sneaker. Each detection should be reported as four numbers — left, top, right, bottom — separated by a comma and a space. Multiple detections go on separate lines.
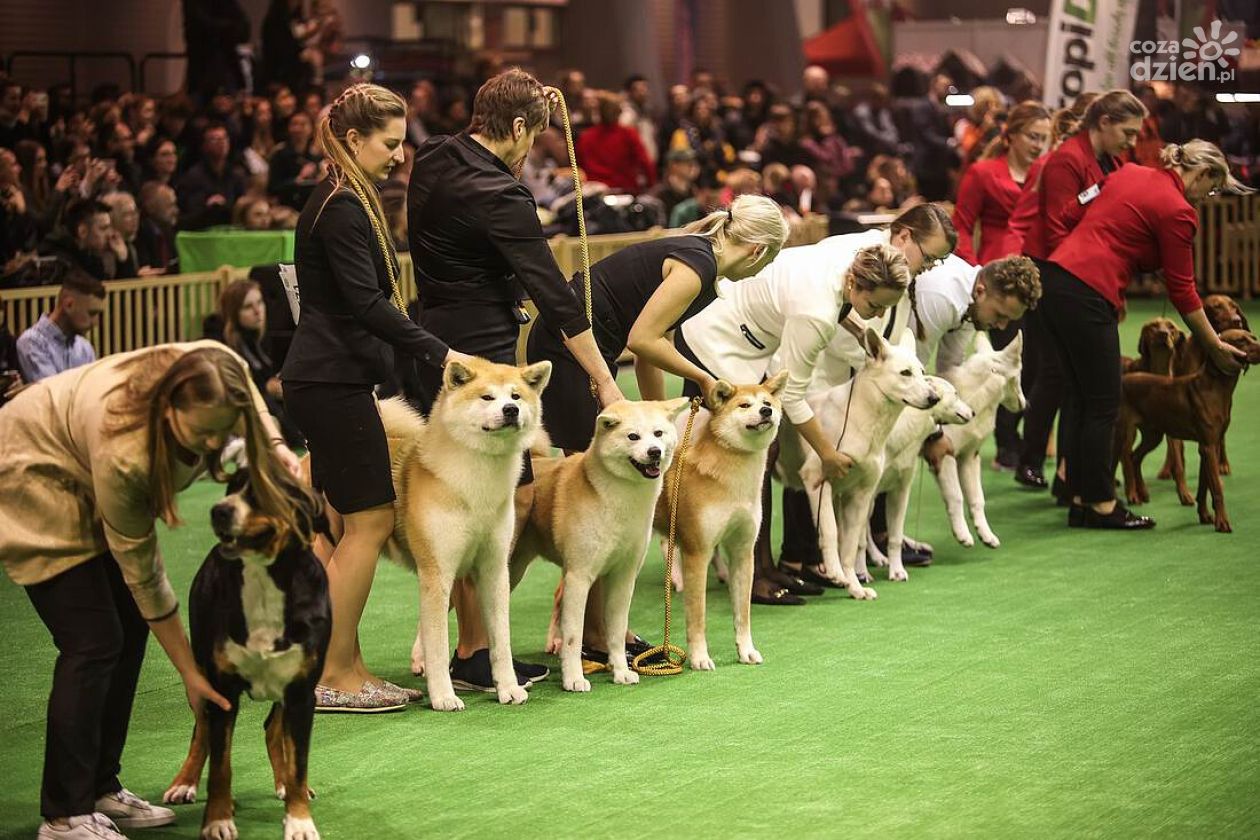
515, 658, 550, 683
1083, 504, 1155, 530
449, 649, 532, 693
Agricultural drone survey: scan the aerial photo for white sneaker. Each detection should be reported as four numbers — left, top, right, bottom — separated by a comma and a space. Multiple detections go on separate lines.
93, 789, 175, 829
36, 813, 128, 839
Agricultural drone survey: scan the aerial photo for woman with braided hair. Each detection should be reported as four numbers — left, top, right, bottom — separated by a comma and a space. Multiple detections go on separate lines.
281, 83, 467, 712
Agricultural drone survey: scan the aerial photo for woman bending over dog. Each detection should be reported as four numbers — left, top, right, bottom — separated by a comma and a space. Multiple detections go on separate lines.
280, 84, 469, 712
0, 343, 304, 840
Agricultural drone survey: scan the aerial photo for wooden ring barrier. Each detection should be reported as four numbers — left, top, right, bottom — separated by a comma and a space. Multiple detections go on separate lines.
0, 214, 866, 359
1195, 194, 1260, 299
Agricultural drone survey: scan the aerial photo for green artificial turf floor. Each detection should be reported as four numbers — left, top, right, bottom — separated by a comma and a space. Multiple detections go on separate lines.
2, 298, 1258, 839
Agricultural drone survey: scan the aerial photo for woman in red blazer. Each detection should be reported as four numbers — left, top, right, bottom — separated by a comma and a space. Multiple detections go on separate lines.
1041, 140, 1252, 530
1014, 90, 1146, 491
575, 91, 656, 194
951, 101, 1050, 469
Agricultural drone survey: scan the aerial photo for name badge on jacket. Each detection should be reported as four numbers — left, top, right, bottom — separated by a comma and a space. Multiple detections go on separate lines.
1077, 183, 1102, 205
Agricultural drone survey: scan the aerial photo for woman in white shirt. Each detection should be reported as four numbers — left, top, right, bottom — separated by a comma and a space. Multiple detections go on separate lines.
676, 203, 957, 602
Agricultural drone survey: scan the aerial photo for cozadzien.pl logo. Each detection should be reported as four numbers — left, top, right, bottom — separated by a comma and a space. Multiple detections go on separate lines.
1130, 19, 1240, 82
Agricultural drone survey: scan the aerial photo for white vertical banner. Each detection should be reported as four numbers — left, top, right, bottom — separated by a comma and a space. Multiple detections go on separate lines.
1043, 0, 1141, 108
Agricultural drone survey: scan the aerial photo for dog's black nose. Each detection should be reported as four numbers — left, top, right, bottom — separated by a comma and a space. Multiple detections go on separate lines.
759, 406, 773, 418
211, 503, 233, 530
502, 403, 519, 419
647, 446, 662, 461
927, 393, 941, 406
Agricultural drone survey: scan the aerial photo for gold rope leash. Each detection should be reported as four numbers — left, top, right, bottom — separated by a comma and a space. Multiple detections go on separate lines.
544, 86, 596, 397
632, 395, 702, 676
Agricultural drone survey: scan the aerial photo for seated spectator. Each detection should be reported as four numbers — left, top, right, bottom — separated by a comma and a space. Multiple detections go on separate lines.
842, 175, 898, 213
800, 100, 855, 207
15, 269, 104, 382
136, 181, 179, 273
101, 192, 143, 277
232, 194, 282, 230
669, 91, 737, 179
727, 79, 773, 150
868, 154, 923, 208
852, 83, 903, 160
575, 91, 656, 194
215, 277, 303, 446
1, 307, 26, 407
122, 93, 158, 150
14, 139, 78, 235
99, 121, 143, 194
721, 166, 762, 205
647, 148, 699, 222
1, 81, 28, 149
620, 74, 659, 164
656, 84, 692, 172
1, 148, 39, 272
39, 199, 135, 281
176, 123, 246, 230
406, 79, 439, 147
755, 103, 814, 169
955, 86, 1004, 160
669, 170, 722, 228
268, 110, 322, 210
146, 93, 196, 164
242, 96, 278, 183
144, 138, 180, 186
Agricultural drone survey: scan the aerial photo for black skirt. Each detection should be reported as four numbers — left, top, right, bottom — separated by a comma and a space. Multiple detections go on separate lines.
525, 318, 620, 452
282, 380, 396, 514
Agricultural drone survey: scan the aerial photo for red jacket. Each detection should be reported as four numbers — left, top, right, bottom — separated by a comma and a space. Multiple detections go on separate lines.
951, 156, 1025, 265
575, 124, 656, 194
1022, 131, 1119, 260
1050, 164, 1201, 315
1007, 156, 1046, 258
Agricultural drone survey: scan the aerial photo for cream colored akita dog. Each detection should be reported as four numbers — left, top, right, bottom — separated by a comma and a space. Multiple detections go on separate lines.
378, 357, 552, 712
651, 374, 786, 671
510, 398, 691, 693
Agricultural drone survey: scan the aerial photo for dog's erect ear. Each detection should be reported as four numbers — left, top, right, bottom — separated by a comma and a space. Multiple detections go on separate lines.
1003, 330, 1024, 362
520, 360, 552, 393
662, 397, 692, 421
974, 330, 994, 354
444, 360, 477, 390
763, 370, 789, 397
862, 327, 885, 360
708, 379, 736, 409
596, 408, 622, 432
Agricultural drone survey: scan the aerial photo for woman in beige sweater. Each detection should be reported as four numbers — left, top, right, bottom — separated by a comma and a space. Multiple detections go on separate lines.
0, 341, 303, 840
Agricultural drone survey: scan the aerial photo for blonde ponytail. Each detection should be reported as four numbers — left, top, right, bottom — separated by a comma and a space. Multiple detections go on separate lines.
681, 193, 789, 256
1160, 139, 1256, 195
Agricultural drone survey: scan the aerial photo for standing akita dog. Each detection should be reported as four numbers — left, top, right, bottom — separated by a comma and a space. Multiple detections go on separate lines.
379, 358, 551, 712
651, 375, 786, 671
934, 332, 1024, 549
510, 398, 691, 693
780, 329, 939, 600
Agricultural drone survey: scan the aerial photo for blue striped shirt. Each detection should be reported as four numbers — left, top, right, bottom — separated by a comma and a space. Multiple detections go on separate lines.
15, 314, 97, 383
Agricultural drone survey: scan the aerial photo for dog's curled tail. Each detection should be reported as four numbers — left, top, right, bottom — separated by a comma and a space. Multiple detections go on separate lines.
378, 397, 427, 464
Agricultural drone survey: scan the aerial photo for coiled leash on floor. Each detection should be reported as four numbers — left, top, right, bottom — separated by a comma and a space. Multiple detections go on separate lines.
547, 86, 691, 675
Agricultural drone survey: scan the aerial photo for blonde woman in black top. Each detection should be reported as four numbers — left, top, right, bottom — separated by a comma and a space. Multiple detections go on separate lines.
281, 84, 469, 712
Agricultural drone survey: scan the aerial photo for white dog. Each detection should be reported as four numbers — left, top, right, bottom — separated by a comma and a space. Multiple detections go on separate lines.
778, 328, 939, 600
380, 357, 551, 712
510, 399, 690, 693
935, 332, 1025, 548
859, 377, 974, 583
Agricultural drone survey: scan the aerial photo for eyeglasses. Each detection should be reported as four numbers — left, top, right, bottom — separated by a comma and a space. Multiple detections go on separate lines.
912, 235, 948, 272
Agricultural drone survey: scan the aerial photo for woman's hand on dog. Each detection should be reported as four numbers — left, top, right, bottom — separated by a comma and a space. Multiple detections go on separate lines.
1207, 338, 1246, 375
184, 670, 232, 713
273, 442, 303, 479
822, 451, 854, 481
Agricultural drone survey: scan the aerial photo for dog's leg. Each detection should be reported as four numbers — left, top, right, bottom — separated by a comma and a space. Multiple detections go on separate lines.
682, 545, 715, 671
559, 569, 596, 692
723, 528, 761, 665
472, 539, 528, 705
1220, 438, 1231, 476
960, 453, 999, 548
854, 509, 873, 584
840, 489, 878, 600
409, 612, 425, 677
1200, 442, 1231, 533
164, 706, 208, 804
418, 566, 463, 711
934, 455, 974, 547
280, 688, 319, 840
866, 530, 889, 569
1196, 447, 1214, 527
200, 699, 239, 840
885, 479, 914, 582
266, 704, 315, 803
1130, 425, 1163, 505
809, 482, 844, 583
1118, 413, 1143, 504
545, 579, 563, 655
1169, 439, 1194, 506
601, 561, 641, 686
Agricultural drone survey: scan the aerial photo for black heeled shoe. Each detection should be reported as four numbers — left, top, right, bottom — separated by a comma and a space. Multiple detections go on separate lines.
1015, 465, 1048, 489
1083, 504, 1155, 530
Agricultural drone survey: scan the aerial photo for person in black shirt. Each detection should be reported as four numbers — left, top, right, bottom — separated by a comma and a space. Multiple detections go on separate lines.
281, 83, 461, 713
407, 67, 624, 690
528, 193, 789, 452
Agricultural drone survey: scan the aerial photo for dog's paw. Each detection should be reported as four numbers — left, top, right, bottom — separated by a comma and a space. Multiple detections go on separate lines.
847, 583, 878, 601
954, 530, 975, 548
888, 565, 908, 582
410, 660, 426, 677
1178, 491, 1195, 507
544, 635, 563, 655
820, 562, 846, 585
867, 551, 889, 568
612, 669, 640, 685
164, 782, 198, 804
1215, 517, 1233, 534
855, 569, 873, 584
275, 785, 316, 801
283, 815, 321, 840
563, 675, 592, 692
201, 819, 239, 840
738, 646, 763, 665
979, 531, 1000, 549
497, 684, 529, 705
690, 649, 715, 671
429, 692, 465, 712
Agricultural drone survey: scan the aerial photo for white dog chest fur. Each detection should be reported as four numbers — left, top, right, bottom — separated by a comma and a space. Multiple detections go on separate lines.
221, 560, 304, 702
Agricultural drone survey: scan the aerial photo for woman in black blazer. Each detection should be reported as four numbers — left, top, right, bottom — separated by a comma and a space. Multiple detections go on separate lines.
281, 83, 464, 713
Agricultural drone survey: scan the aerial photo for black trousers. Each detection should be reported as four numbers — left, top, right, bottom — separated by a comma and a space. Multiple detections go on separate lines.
990, 319, 1025, 454
1038, 262, 1121, 504
1019, 295, 1066, 470
24, 553, 150, 820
